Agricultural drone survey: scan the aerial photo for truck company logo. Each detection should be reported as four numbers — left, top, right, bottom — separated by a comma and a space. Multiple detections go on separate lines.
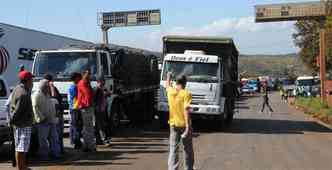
0, 46, 10, 74
0, 28, 4, 39
170, 55, 209, 63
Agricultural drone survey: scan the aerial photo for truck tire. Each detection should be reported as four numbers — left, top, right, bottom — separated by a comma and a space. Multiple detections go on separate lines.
145, 92, 154, 123
110, 102, 121, 130
158, 112, 169, 129
214, 113, 226, 130
224, 98, 234, 126
225, 112, 234, 125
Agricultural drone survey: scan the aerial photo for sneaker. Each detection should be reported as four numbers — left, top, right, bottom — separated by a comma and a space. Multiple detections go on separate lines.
82, 148, 97, 153
96, 141, 105, 145
50, 155, 63, 161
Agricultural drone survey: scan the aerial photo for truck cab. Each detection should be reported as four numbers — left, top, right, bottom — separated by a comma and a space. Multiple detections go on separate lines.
158, 50, 224, 116
31, 48, 115, 126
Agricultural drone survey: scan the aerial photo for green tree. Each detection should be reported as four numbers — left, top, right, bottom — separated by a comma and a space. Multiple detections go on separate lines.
293, 1, 332, 75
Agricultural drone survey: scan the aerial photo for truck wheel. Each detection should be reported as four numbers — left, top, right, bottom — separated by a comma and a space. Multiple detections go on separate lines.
158, 112, 169, 129
110, 103, 121, 130
223, 98, 234, 127
215, 113, 226, 130
225, 112, 234, 125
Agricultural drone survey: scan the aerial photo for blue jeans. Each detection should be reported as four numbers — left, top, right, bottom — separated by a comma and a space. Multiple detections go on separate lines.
56, 117, 64, 153
37, 122, 61, 158
69, 110, 79, 145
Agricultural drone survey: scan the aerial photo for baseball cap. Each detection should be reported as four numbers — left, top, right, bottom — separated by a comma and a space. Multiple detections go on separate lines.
19, 70, 33, 81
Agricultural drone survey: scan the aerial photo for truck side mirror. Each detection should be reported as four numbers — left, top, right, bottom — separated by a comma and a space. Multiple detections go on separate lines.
150, 59, 156, 72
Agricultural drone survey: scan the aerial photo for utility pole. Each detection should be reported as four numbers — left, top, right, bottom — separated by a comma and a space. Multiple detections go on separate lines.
319, 19, 327, 101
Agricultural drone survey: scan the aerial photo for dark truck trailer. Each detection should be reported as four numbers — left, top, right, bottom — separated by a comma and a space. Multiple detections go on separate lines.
159, 36, 238, 127
109, 48, 160, 124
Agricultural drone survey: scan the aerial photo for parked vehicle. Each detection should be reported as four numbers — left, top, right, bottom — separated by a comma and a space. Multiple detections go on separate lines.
241, 79, 258, 94
0, 76, 10, 146
158, 36, 239, 127
259, 76, 274, 90
294, 76, 320, 97
20, 45, 160, 131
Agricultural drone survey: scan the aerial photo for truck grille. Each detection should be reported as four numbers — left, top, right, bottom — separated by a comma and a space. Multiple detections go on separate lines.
192, 94, 209, 105
60, 94, 69, 110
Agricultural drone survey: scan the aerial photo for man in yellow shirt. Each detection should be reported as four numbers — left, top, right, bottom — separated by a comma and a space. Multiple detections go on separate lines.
166, 73, 194, 170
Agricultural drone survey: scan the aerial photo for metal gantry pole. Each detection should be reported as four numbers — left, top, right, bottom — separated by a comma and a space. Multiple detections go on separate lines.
319, 19, 327, 101
102, 25, 111, 46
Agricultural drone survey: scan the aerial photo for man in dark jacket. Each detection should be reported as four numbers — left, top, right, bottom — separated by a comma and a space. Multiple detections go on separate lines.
10, 70, 34, 170
94, 75, 111, 145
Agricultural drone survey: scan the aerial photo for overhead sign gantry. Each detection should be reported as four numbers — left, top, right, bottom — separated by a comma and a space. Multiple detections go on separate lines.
255, 1, 328, 101
98, 9, 161, 45
255, 1, 326, 22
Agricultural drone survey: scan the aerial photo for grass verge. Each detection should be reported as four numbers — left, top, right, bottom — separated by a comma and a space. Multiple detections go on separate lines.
293, 97, 332, 126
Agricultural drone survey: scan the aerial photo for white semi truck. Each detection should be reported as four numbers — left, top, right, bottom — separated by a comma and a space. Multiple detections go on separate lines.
158, 36, 239, 128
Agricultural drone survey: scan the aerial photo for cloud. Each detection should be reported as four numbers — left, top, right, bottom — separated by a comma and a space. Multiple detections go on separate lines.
144, 16, 298, 54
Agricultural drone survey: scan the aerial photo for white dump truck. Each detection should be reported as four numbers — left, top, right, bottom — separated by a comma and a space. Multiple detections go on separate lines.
158, 36, 239, 128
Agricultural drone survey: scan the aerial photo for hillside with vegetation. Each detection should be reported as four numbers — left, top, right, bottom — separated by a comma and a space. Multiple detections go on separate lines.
239, 53, 313, 78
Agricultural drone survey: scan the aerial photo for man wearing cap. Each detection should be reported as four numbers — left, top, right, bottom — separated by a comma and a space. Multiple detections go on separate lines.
77, 70, 96, 152
10, 71, 34, 170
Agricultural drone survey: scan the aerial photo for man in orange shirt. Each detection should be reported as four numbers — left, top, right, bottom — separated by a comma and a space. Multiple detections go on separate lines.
166, 73, 194, 170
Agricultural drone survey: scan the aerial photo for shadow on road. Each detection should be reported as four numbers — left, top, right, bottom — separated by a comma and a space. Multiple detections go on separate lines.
225, 118, 332, 134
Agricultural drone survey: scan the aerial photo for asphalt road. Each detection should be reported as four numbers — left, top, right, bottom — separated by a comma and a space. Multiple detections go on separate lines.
1, 92, 332, 170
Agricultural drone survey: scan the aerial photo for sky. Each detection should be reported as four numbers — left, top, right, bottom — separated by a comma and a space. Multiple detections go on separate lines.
0, 0, 315, 54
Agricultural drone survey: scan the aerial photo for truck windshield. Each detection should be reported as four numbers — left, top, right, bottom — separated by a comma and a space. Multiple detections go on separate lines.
162, 61, 219, 83
33, 52, 97, 77
297, 79, 314, 86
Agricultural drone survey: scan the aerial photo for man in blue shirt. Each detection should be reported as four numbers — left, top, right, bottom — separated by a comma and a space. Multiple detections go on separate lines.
68, 72, 82, 149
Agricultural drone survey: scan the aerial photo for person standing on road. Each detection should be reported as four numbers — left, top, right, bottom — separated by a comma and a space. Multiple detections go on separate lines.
44, 74, 65, 155
261, 83, 274, 113
77, 70, 96, 152
68, 72, 83, 149
32, 79, 61, 160
9, 70, 34, 170
256, 78, 261, 93
166, 73, 194, 170
94, 75, 111, 145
